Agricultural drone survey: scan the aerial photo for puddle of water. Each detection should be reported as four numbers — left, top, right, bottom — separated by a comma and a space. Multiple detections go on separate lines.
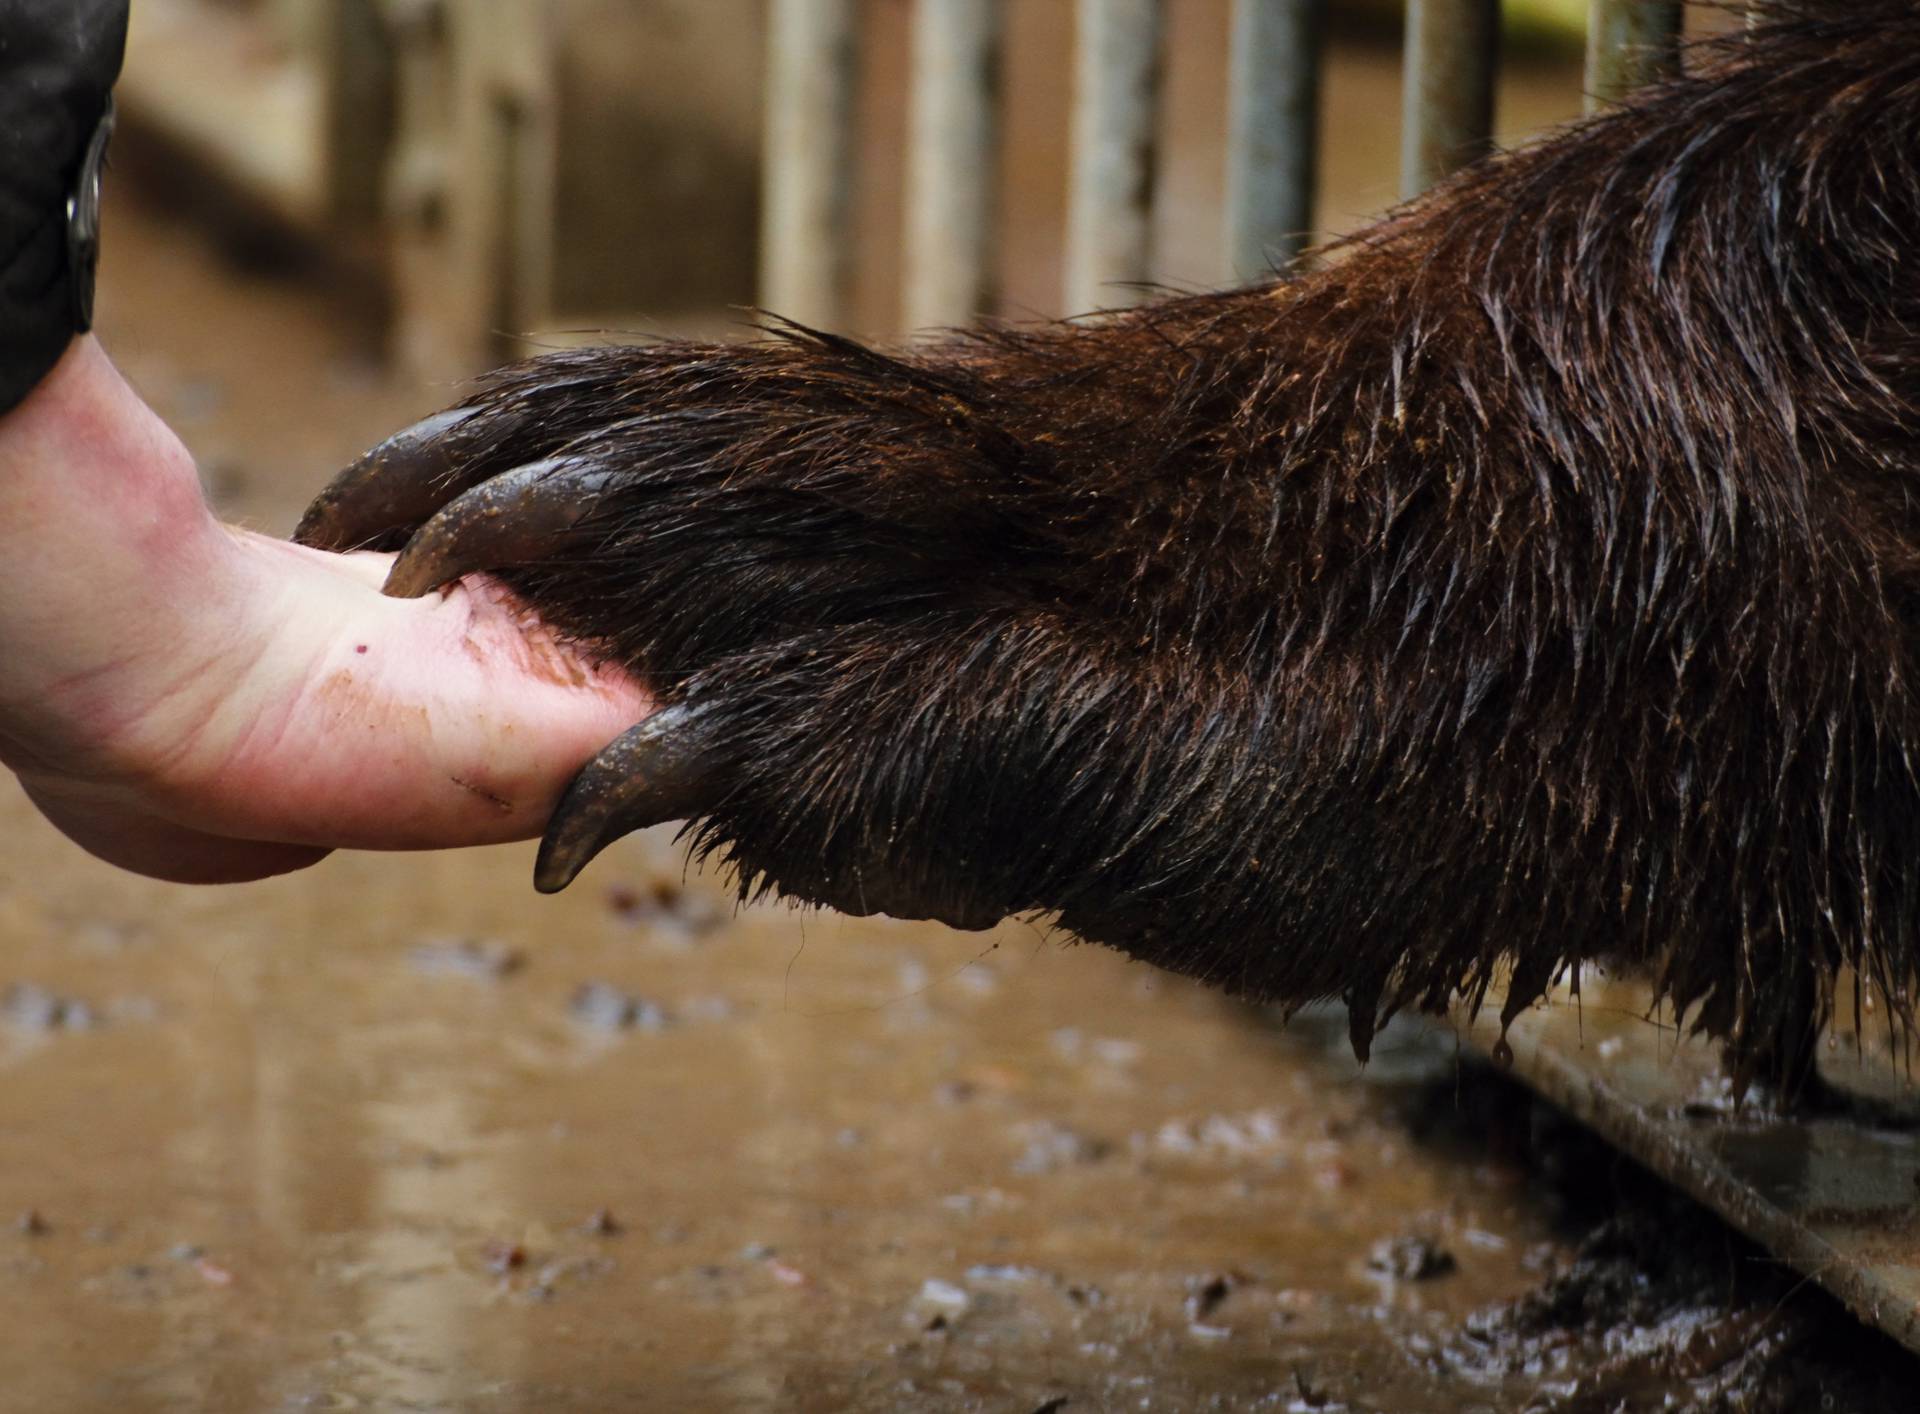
0, 812, 1573, 1412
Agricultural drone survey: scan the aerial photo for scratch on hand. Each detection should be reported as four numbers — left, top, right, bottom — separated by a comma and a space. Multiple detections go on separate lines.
450, 776, 514, 814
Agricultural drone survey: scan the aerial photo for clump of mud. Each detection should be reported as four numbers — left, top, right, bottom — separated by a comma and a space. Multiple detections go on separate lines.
1449, 1206, 1909, 1411
1419, 1070, 1914, 1413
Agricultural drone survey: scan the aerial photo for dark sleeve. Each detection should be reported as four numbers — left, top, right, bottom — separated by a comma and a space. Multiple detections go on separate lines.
0, 0, 129, 413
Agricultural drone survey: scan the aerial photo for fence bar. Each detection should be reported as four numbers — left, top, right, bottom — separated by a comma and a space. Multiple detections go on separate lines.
903, 0, 1002, 331
1399, 0, 1500, 200
318, 0, 393, 223
761, 0, 859, 328
1585, 0, 1682, 112
1223, 0, 1324, 281
1065, 0, 1164, 314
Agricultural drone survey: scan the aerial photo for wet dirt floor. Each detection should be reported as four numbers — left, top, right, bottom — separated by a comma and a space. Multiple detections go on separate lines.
5, 36, 1920, 1414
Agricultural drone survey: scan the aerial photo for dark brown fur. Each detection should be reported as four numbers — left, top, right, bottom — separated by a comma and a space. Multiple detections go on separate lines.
308, 4, 1920, 1089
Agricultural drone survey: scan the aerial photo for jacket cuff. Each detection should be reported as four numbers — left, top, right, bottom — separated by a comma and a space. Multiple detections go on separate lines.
0, 0, 131, 414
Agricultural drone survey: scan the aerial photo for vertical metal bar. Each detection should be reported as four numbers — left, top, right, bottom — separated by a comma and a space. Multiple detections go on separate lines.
1400, 0, 1500, 200
1585, 0, 1683, 112
903, 0, 1002, 332
1223, 0, 1325, 281
1065, 0, 1164, 314
761, 0, 859, 328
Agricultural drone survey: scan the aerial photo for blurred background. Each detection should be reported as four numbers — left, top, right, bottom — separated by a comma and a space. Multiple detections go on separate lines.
6, 4, 1899, 1412
118, 0, 1599, 373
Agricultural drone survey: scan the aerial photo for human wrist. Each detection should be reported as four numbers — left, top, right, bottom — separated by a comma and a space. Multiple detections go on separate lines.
0, 337, 237, 767
0, 337, 223, 571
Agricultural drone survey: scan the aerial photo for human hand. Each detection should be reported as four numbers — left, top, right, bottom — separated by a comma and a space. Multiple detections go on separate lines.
0, 337, 651, 883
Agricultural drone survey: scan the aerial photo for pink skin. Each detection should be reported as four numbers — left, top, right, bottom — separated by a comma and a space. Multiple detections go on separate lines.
0, 336, 653, 883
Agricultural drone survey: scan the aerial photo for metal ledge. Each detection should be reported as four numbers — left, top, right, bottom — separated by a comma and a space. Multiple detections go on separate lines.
1456, 976, 1920, 1354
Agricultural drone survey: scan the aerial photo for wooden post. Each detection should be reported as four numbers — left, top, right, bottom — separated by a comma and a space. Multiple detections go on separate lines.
387, 0, 556, 375
317, 0, 395, 224
761, 0, 859, 329
903, 0, 1002, 332
1064, 0, 1164, 314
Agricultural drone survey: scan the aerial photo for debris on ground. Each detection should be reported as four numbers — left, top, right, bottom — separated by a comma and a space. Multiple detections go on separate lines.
1184, 1271, 1240, 1322
568, 983, 672, 1033
1, 984, 96, 1032
907, 1276, 971, 1330
604, 879, 724, 941
481, 1241, 527, 1275
1367, 1235, 1457, 1282
407, 938, 525, 981
1010, 1120, 1112, 1174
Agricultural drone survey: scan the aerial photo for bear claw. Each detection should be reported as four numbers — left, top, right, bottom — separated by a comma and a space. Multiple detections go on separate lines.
535, 704, 723, 893
295, 405, 498, 552
384, 458, 620, 599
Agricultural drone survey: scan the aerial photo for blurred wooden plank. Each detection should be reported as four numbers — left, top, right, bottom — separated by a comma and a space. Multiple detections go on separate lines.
1064, 0, 1164, 314
388, 0, 558, 374
761, 0, 860, 329
903, 0, 1002, 332
121, 0, 325, 228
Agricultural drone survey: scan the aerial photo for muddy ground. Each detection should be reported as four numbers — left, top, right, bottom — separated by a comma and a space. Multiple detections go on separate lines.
2, 25, 1917, 1414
